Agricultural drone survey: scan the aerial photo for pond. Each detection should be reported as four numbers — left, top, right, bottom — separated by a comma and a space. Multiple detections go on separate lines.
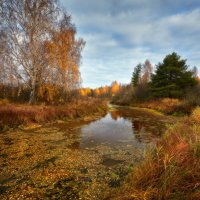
0, 106, 174, 199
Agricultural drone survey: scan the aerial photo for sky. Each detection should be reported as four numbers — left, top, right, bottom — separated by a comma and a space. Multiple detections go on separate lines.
60, 0, 200, 88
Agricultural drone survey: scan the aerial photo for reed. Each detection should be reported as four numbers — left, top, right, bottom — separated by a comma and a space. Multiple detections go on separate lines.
118, 116, 200, 200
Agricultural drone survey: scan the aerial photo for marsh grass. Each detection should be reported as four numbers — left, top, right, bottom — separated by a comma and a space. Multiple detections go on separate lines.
191, 107, 200, 123
135, 98, 193, 115
0, 99, 107, 131
116, 114, 200, 200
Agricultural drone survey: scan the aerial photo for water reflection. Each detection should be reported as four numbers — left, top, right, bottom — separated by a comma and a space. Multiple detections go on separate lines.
110, 108, 165, 140
110, 110, 149, 142
78, 108, 164, 149
80, 113, 134, 149
65, 107, 166, 150
110, 110, 120, 121
110, 110, 150, 142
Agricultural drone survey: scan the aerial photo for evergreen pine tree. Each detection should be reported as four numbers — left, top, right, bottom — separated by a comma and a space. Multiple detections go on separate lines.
132, 64, 142, 87
151, 52, 197, 98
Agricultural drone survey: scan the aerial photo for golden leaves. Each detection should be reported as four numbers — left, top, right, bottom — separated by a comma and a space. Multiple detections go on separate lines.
111, 81, 120, 95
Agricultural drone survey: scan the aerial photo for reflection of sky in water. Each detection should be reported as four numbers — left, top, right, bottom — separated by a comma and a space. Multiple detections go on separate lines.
79, 112, 147, 149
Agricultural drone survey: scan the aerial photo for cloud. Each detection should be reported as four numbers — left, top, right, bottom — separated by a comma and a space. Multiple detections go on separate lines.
61, 0, 200, 88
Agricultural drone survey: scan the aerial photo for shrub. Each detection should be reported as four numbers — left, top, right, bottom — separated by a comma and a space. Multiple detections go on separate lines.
133, 84, 150, 101
185, 83, 200, 106
111, 85, 134, 105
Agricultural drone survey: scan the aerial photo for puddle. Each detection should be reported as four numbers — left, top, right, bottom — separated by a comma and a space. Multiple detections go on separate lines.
68, 141, 80, 149
101, 158, 124, 167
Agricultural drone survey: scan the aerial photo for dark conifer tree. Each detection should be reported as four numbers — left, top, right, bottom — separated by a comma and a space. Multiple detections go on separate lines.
151, 52, 197, 98
132, 64, 142, 87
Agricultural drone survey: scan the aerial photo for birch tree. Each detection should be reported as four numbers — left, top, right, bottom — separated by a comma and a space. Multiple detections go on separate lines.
0, 0, 84, 103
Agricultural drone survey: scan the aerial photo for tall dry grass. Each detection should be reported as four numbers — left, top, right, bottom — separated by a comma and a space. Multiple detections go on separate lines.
117, 109, 200, 200
136, 98, 193, 115
191, 107, 200, 123
0, 99, 107, 131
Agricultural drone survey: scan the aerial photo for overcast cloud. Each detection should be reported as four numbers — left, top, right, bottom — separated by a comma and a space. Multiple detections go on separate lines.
61, 0, 200, 88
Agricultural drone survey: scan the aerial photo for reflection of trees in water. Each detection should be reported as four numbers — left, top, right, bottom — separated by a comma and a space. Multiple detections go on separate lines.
131, 119, 144, 143
110, 110, 131, 121
132, 120, 143, 132
110, 110, 147, 143
110, 109, 165, 142
131, 118, 165, 143
110, 110, 120, 120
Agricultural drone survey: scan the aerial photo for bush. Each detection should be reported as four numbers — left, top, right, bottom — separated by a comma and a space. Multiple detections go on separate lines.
111, 85, 134, 105
133, 84, 150, 101
185, 83, 200, 106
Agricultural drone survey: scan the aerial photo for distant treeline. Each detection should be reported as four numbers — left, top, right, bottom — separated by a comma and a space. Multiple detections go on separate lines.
80, 81, 121, 98
112, 52, 200, 108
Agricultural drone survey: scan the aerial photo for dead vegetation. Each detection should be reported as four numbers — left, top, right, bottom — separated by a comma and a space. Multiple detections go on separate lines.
0, 99, 107, 131
114, 108, 200, 200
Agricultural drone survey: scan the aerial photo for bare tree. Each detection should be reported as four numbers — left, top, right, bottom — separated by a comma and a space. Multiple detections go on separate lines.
0, 30, 7, 84
192, 66, 198, 78
141, 59, 152, 84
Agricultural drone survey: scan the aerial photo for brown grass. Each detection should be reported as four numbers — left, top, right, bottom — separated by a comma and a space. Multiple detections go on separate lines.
0, 98, 107, 131
135, 98, 193, 115
116, 116, 200, 200
191, 107, 200, 123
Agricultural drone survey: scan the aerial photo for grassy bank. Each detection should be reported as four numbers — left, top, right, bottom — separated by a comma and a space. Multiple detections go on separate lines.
114, 107, 200, 200
0, 98, 107, 131
112, 97, 194, 116
132, 98, 193, 115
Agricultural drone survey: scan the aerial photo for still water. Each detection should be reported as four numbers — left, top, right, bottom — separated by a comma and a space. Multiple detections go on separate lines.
70, 106, 166, 150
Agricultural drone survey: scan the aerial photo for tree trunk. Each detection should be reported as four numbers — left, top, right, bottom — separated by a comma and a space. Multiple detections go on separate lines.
29, 83, 36, 104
